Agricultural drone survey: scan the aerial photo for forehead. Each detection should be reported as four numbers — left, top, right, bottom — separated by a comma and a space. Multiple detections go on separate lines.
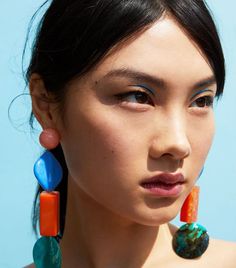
92, 16, 214, 89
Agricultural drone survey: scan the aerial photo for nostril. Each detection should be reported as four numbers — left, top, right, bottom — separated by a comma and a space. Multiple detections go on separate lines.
149, 142, 191, 161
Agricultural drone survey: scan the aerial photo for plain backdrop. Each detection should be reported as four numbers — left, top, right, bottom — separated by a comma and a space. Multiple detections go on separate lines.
0, 1, 235, 267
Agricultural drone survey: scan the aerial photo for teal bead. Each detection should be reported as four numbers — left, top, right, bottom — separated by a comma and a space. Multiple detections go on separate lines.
172, 223, 209, 259
33, 237, 62, 268
34, 150, 63, 191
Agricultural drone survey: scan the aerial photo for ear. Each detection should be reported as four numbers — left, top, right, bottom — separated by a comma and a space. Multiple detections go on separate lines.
29, 73, 58, 129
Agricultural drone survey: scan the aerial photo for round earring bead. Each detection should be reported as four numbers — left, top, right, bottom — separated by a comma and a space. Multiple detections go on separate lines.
172, 223, 209, 259
39, 128, 60, 149
33, 236, 61, 268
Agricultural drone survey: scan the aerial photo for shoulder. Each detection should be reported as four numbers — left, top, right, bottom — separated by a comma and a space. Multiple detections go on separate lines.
209, 238, 236, 255
168, 224, 236, 267
23, 264, 35, 268
204, 238, 236, 267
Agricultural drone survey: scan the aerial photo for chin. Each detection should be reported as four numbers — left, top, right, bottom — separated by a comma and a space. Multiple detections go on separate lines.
135, 198, 182, 225
131, 206, 180, 227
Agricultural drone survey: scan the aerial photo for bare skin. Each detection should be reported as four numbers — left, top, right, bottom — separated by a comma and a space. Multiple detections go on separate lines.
25, 232, 236, 268
27, 15, 236, 268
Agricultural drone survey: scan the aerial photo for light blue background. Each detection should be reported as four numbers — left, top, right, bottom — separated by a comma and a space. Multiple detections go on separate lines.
0, 1, 235, 267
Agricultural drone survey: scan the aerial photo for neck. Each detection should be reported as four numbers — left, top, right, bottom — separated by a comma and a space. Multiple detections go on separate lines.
60, 176, 176, 268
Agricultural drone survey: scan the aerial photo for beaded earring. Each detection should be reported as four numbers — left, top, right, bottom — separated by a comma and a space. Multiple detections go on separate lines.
172, 185, 209, 259
32, 129, 63, 268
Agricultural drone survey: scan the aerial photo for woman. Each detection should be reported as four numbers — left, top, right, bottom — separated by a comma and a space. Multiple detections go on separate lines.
25, 0, 236, 267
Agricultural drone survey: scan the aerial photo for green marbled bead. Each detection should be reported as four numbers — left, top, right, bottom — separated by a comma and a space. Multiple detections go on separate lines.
172, 223, 209, 259
33, 236, 62, 268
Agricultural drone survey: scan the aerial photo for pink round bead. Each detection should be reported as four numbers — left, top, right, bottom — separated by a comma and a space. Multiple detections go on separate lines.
39, 128, 60, 149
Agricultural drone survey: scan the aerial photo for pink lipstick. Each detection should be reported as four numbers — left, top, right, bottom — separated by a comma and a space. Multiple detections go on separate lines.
140, 173, 185, 197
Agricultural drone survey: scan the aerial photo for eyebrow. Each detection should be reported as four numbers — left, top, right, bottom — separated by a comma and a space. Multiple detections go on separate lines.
100, 67, 216, 90
101, 68, 166, 89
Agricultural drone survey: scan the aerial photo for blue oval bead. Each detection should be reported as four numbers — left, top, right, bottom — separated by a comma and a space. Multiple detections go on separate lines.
33, 237, 62, 268
34, 151, 63, 191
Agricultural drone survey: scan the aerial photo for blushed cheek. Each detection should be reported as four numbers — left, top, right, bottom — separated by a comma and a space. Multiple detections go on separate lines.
62, 112, 142, 187
87, 122, 140, 170
203, 119, 215, 154
63, 121, 146, 213
191, 119, 215, 172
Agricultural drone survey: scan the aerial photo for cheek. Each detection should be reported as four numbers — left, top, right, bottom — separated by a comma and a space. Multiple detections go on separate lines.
188, 113, 215, 176
60, 107, 153, 218
60, 108, 146, 191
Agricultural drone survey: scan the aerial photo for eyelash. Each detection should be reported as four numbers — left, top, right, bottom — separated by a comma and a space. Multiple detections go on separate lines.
115, 90, 214, 108
115, 90, 153, 105
190, 96, 214, 108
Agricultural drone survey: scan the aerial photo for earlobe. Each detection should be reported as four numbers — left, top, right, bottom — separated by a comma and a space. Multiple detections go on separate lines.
29, 73, 55, 129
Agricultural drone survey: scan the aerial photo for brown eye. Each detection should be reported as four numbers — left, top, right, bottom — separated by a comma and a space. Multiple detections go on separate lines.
133, 91, 150, 104
116, 91, 153, 105
191, 96, 214, 108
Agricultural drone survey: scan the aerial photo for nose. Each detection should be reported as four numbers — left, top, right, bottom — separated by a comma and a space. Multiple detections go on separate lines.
149, 115, 191, 162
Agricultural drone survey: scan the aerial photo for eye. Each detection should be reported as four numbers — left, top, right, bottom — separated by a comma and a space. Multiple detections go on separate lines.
115, 90, 154, 105
191, 96, 214, 108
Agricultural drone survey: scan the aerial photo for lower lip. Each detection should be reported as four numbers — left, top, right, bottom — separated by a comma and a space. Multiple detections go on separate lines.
141, 182, 184, 197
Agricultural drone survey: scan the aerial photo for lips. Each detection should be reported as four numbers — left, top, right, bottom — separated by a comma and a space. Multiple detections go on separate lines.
140, 173, 185, 197
140, 173, 185, 187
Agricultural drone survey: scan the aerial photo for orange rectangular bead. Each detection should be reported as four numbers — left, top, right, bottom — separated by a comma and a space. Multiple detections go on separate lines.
180, 186, 199, 223
40, 191, 60, 236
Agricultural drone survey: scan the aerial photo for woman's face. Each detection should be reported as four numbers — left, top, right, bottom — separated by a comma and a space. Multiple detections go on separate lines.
58, 17, 216, 225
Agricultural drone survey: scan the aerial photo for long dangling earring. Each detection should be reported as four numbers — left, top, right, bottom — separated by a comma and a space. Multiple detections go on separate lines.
32, 128, 63, 268
172, 171, 209, 259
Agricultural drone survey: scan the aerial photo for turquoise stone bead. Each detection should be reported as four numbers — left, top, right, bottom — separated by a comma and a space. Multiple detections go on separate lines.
33, 237, 62, 268
172, 223, 209, 259
34, 150, 63, 191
